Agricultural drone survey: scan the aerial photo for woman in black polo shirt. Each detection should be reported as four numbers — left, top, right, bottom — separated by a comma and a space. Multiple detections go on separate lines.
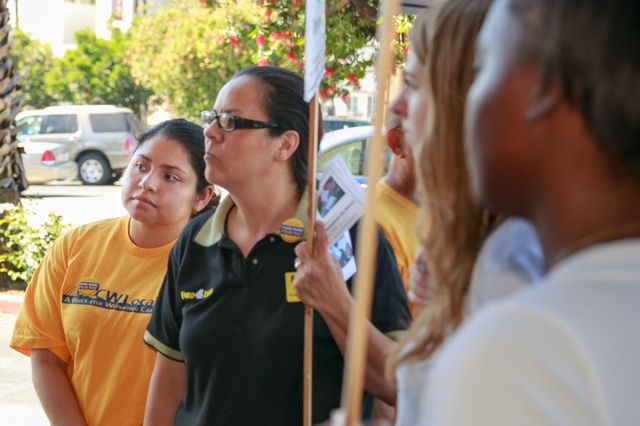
143, 66, 410, 425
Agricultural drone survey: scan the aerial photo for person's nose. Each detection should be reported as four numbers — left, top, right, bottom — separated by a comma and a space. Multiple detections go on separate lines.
390, 89, 407, 118
138, 171, 158, 192
203, 121, 223, 146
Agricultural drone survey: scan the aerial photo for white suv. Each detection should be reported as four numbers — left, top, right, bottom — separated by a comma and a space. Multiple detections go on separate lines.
16, 105, 140, 185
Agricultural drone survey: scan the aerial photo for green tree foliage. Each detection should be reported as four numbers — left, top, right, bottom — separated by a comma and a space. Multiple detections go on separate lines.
44, 29, 151, 114
127, 0, 412, 119
127, 0, 259, 120
0, 204, 69, 288
10, 29, 56, 108
257, 0, 373, 102
257, 0, 412, 101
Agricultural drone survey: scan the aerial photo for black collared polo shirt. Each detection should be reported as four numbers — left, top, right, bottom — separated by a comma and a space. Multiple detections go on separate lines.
145, 195, 411, 425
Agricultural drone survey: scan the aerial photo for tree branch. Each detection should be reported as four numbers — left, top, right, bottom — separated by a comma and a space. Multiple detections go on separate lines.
327, 0, 379, 23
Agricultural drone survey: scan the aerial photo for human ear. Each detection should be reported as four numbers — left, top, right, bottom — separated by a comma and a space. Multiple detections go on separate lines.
526, 84, 560, 121
275, 130, 300, 162
192, 185, 215, 215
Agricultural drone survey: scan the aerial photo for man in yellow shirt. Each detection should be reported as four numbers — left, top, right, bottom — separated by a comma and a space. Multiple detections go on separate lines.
374, 112, 421, 315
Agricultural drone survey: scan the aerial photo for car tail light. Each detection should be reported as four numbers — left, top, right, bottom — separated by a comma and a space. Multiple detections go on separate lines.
123, 135, 135, 152
41, 150, 56, 165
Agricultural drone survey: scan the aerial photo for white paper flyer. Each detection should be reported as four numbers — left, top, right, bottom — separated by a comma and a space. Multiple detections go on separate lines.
317, 155, 365, 281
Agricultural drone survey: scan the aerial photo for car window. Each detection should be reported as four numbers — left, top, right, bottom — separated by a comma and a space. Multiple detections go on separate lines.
324, 121, 345, 133
89, 113, 133, 133
16, 116, 44, 135
42, 114, 78, 134
323, 119, 370, 133
319, 139, 366, 176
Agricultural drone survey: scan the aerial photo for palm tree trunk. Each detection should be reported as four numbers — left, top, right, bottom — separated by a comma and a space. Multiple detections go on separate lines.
0, 0, 27, 204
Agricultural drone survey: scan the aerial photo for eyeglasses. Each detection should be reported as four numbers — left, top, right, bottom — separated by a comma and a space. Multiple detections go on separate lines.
200, 110, 279, 132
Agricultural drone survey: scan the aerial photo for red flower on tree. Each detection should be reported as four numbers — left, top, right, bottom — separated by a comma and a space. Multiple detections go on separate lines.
286, 50, 296, 61
325, 67, 334, 78
257, 58, 269, 67
269, 31, 280, 40
228, 35, 239, 46
256, 34, 265, 47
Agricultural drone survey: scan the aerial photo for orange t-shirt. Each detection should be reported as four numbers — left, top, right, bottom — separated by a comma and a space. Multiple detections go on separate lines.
374, 180, 421, 315
11, 216, 174, 426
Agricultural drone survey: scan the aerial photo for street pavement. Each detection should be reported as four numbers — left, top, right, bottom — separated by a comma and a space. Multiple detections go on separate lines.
0, 312, 47, 425
0, 181, 127, 425
20, 181, 126, 228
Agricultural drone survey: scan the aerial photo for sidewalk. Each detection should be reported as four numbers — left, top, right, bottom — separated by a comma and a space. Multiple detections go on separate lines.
0, 311, 48, 425
0, 293, 22, 315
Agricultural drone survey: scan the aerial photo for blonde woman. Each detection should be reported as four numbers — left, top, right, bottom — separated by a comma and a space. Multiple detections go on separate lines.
387, 3, 495, 423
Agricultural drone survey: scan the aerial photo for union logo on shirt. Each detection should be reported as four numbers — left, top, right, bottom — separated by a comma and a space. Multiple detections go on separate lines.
180, 288, 214, 301
77, 281, 99, 298
62, 281, 155, 314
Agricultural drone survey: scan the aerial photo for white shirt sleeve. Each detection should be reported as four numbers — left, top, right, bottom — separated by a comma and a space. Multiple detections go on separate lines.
418, 303, 604, 426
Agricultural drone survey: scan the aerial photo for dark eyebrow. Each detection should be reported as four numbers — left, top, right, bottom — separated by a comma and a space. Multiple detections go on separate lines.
136, 153, 188, 175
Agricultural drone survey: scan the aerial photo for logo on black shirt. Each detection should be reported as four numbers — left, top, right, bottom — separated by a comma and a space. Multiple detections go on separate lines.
180, 288, 214, 301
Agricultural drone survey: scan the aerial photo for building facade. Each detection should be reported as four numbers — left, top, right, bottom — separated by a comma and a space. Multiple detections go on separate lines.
8, 0, 169, 57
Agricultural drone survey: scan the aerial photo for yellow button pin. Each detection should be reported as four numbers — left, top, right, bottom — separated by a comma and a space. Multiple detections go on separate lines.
279, 217, 305, 243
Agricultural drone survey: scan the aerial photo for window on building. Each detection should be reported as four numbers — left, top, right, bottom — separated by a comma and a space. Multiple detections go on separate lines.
113, 0, 124, 20
348, 96, 363, 116
366, 96, 375, 117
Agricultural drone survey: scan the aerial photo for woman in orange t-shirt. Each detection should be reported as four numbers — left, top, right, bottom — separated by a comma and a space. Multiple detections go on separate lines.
11, 119, 216, 426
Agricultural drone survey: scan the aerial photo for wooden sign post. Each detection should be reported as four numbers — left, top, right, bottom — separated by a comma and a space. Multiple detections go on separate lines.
303, 93, 320, 426
338, 0, 401, 424
303, 0, 325, 424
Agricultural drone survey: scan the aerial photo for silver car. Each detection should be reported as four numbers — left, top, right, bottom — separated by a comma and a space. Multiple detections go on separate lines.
16, 105, 140, 185
319, 125, 375, 187
20, 140, 78, 185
